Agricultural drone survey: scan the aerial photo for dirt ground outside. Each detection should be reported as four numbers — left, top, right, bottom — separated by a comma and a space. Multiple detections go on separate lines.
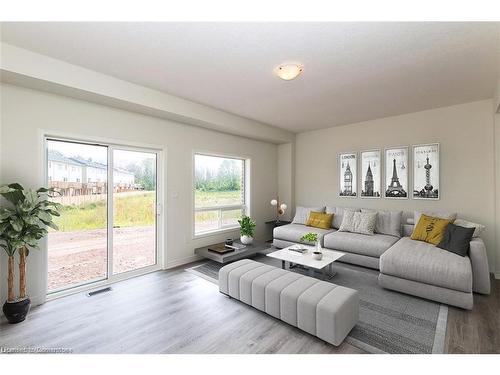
48, 226, 156, 291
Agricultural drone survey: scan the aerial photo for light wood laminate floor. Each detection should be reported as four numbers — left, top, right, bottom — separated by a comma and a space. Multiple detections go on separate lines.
1, 261, 498, 354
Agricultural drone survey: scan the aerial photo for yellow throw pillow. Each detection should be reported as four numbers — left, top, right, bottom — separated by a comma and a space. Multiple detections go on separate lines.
306, 211, 333, 230
411, 214, 454, 245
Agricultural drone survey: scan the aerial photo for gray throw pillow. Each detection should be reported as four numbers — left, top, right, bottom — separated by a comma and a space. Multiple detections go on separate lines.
361, 209, 402, 237
292, 206, 325, 225
338, 211, 377, 235
326, 206, 360, 229
437, 223, 475, 257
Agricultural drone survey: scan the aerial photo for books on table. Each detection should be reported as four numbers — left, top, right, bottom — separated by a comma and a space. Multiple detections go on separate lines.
208, 242, 246, 253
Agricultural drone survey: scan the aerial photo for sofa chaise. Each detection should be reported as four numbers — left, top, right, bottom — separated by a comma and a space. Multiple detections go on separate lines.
378, 226, 491, 310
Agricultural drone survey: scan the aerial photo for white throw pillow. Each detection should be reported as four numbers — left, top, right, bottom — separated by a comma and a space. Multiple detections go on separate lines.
454, 219, 485, 238
414, 211, 457, 225
338, 211, 377, 235
292, 206, 325, 225
326, 206, 360, 229
361, 209, 402, 237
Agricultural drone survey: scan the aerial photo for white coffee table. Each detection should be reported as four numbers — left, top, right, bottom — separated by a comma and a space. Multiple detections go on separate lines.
266, 245, 345, 279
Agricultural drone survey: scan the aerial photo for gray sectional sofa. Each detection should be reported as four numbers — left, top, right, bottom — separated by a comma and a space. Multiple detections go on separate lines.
273, 206, 491, 310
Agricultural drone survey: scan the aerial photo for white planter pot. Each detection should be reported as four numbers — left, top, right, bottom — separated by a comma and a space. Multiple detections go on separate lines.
240, 235, 253, 245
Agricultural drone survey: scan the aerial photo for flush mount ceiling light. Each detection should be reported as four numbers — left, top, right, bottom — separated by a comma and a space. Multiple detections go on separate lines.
275, 63, 303, 81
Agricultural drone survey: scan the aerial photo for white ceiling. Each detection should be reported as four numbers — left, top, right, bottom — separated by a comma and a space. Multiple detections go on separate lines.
1, 22, 499, 132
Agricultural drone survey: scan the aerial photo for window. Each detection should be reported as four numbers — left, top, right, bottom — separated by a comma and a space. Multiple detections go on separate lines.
194, 153, 247, 236
46, 138, 160, 294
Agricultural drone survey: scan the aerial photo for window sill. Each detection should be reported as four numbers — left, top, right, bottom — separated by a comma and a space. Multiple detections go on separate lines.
193, 226, 240, 240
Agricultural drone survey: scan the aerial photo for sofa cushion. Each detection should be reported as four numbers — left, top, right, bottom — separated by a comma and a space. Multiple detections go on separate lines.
411, 214, 454, 245
414, 210, 457, 225
292, 206, 326, 225
453, 219, 486, 238
306, 211, 333, 229
380, 237, 472, 293
437, 223, 475, 257
323, 231, 399, 258
326, 207, 360, 229
338, 211, 377, 235
273, 223, 335, 246
361, 209, 402, 237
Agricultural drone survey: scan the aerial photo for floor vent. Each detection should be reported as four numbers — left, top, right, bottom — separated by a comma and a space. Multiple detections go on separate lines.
86, 287, 112, 297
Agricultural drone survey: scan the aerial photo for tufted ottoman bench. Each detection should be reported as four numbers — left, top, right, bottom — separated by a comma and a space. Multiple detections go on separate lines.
219, 259, 359, 346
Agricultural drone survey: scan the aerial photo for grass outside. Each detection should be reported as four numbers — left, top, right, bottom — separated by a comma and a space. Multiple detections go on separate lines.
53, 190, 244, 232
195, 190, 242, 208
195, 190, 243, 231
54, 192, 156, 232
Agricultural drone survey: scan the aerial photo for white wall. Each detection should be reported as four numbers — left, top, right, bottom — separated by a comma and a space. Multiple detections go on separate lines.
278, 143, 295, 221
0, 83, 279, 305
494, 31, 500, 113
295, 100, 497, 272
1, 43, 294, 145
495, 113, 500, 277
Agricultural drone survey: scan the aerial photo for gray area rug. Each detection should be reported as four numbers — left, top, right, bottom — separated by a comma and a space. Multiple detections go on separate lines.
186, 253, 448, 354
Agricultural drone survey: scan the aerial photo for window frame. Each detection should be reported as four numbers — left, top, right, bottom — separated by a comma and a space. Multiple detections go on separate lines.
192, 151, 250, 238
41, 131, 166, 301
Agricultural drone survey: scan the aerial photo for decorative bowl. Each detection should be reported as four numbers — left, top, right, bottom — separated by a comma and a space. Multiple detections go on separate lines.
312, 251, 323, 260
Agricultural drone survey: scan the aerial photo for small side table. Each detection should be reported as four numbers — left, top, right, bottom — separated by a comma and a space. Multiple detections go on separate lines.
265, 220, 292, 242
194, 240, 269, 264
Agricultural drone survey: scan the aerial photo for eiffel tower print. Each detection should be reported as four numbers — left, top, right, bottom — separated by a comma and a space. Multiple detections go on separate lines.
385, 159, 407, 198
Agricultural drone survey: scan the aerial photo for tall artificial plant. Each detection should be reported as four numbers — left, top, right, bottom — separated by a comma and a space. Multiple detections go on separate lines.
0, 184, 61, 302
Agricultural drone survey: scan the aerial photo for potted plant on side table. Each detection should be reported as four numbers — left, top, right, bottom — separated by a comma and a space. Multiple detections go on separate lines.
238, 215, 256, 245
0, 183, 61, 324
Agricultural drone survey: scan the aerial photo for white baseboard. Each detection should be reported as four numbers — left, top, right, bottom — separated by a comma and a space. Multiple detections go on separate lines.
165, 255, 203, 269
30, 294, 46, 307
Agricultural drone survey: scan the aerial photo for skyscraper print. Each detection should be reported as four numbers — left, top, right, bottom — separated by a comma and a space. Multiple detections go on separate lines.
361, 150, 381, 198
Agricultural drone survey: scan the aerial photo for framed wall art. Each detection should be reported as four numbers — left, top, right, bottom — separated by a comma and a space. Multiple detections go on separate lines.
339, 152, 357, 198
413, 143, 440, 200
384, 146, 408, 199
360, 149, 381, 198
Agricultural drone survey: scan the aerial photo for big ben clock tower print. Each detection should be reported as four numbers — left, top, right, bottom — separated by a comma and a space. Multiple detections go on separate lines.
339, 152, 357, 197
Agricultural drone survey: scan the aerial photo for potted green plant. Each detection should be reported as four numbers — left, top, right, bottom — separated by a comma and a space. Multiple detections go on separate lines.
300, 232, 322, 258
300, 232, 318, 245
238, 215, 256, 245
0, 183, 61, 323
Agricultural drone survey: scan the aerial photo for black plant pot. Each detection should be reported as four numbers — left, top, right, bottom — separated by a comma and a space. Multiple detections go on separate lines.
3, 298, 31, 324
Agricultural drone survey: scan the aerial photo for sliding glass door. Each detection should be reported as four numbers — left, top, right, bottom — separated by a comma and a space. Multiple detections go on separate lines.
46, 138, 160, 294
112, 149, 157, 275
47, 140, 109, 291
